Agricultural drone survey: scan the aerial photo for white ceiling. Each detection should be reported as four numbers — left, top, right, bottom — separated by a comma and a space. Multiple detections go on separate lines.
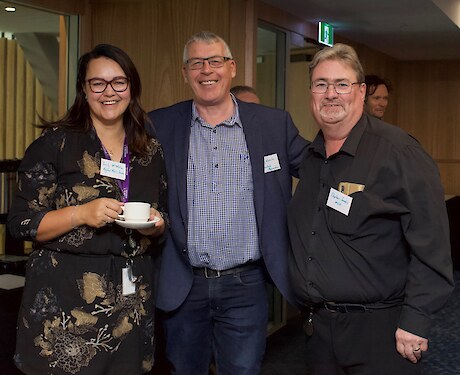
0, 2, 59, 34
262, 0, 460, 60
0, 0, 460, 60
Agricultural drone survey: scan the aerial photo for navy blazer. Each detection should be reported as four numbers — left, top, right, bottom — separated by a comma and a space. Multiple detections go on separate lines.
148, 99, 309, 312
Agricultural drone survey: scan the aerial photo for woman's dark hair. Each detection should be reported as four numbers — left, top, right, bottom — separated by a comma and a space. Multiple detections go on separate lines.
40, 44, 151, 156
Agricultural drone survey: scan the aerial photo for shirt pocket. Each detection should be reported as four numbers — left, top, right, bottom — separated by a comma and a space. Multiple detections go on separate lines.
237, 150, 254, 191
328, 190, 370, 236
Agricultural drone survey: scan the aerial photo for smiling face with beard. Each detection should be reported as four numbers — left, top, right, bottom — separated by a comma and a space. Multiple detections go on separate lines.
310, 59, 366, 140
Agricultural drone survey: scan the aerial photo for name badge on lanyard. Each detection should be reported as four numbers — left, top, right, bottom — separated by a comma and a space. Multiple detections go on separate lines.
100, 158, 126, 180
100, 137, 130, 202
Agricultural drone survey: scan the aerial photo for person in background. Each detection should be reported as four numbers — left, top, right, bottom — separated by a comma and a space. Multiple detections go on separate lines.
288, 43, 453, 375
364, 74, 392, 119
7, 44, 167, 375
148, 31, 308, 375
230, 85, 260, 104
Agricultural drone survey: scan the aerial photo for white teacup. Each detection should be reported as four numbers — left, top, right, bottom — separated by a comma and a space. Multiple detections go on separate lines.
119, 202, 151, 222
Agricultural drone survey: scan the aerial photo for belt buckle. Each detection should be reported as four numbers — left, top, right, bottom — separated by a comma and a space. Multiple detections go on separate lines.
324, 303, 340, 313
204, 267, 220, 278
325, 302, 349, 313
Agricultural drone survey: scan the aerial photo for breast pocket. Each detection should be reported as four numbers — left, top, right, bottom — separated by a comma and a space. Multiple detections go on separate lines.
328, 191, 369, 236
237, 151, 254, 192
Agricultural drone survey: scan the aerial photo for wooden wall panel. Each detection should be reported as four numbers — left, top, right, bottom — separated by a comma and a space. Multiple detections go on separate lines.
396, 61, 460, 194
5, 40, 17, 158
397, 61, 460, 159
0, 39, 6, 160
88, 0, 234, 111
15, 47, 26, 155
439, 163, 460, 196
0, 38, 55, 160
229, 0, 253, 87
25, 64, 37, 147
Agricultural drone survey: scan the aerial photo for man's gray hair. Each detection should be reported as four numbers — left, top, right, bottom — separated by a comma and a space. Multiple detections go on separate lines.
183, 31, 233, 63
309, 43, 365, 84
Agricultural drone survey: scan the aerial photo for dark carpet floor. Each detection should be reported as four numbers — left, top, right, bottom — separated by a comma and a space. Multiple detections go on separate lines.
261, 271, 460, 375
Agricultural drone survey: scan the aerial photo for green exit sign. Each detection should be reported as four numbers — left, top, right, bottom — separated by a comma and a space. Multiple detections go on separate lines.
318, 22, 334, 47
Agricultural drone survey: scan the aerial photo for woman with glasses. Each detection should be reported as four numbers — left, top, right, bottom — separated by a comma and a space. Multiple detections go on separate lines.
7, 44, 167, 374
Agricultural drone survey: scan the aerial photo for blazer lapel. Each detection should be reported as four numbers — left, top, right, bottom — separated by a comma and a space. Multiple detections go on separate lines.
174, 103, 192, 224
239, 105, 265, 231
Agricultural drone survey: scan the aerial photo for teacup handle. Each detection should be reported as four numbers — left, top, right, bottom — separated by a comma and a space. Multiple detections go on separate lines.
118, 206, 125, 219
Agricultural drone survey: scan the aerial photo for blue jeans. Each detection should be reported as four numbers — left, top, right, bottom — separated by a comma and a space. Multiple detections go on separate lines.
162, 266, 268, 375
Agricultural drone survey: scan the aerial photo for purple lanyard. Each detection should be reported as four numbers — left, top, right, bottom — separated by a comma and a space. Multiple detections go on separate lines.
101, 137, 130, 202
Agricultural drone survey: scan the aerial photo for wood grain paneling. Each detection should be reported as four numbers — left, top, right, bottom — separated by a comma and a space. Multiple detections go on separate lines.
397, 61, 460, 158
0, 39, 54, 159
89, 0, 232, 110
59, 15, 68, 117
396, 60, 460, 194
15, 46, 26, 155
0, 39, 6, 159
439, 163, 460, 196
229, 0, 252, 87
5, 40, 17, 158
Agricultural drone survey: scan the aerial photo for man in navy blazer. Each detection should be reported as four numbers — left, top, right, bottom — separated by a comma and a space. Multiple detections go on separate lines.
148, 31, 308, 375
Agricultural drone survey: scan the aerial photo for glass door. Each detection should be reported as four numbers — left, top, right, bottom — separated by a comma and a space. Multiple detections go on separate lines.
256, 23, 286, 109
0, 1, 78, 255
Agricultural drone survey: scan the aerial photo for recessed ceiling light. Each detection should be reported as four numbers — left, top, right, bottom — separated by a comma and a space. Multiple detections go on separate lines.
5, 6, 16, 12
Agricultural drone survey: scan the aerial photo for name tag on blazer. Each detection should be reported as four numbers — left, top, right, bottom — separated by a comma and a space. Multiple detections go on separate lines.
264, 153, 281, 173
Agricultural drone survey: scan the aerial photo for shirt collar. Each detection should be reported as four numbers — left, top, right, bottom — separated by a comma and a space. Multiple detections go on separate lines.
191, 95, 242, 128
308, 113, 367, 158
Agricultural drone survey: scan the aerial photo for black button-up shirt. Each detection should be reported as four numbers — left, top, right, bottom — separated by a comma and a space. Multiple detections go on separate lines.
288, 113, 454, 338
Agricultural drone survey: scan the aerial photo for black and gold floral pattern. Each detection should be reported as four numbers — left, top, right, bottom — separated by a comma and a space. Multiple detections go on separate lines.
8, 127, 167, 374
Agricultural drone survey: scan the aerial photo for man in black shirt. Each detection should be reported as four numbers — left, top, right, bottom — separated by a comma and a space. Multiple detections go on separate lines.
288, 43, 454, 374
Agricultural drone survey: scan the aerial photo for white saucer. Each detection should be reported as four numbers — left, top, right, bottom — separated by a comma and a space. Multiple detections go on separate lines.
115, 216, 160, 229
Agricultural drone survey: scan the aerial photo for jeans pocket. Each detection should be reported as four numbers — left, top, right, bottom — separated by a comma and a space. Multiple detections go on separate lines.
234, 268, 266, 286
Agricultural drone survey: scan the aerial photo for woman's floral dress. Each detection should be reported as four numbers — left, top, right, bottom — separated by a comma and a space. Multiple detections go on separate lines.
7, 127, 168, 375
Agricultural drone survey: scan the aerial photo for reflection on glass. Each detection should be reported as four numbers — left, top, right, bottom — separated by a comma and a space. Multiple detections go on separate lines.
256, 24, 286, 109
0, 2, 61, 160
0, 2, 67, 256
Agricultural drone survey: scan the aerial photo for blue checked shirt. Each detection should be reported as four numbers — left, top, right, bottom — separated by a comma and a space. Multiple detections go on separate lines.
186, 99, 260, 270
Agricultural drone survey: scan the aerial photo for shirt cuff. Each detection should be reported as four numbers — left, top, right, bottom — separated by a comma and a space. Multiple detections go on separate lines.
398, 305, 432, 339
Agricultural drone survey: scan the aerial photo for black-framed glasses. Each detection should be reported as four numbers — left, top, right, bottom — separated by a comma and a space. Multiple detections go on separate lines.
185, 56, 232, 70
87, 77, 129, 93
311, 80, 362, 94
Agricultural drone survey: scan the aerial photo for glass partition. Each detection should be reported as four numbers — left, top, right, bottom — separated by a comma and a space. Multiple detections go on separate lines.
0, 1, 78, 254
256, 23, 286, 109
